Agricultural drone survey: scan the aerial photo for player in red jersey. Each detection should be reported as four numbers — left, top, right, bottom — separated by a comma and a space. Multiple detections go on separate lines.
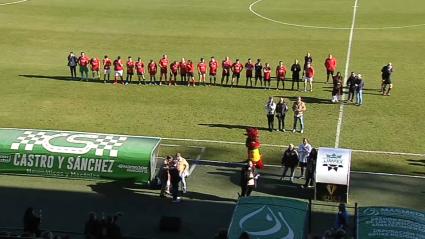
276, 61, 287, 90
102, 55, 112, 83
186, 60, 195, 86
263, 63, 272, 90
245, 58, 254, 87
169, 61, 179, 86
179, 58, 187, 84
197, 58, 207, 86
78, 52, 90, 81
304, 63, 315, 92
221, 56, 232, 86
148, 59, 158, 85
209, 56, 218, 86
159, 54, 169, 86
90, 57, 100, 81
324, 54, 337, 83
113, 56, 124, 84
135, 57, 145, 85
231, 59, 243, 87
126, 56, 135, 85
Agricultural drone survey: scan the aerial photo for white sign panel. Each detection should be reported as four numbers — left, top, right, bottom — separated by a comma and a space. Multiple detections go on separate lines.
315, 147, 351, 185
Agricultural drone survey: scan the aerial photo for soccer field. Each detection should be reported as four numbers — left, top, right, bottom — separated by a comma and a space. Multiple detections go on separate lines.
0, 0, 424, 175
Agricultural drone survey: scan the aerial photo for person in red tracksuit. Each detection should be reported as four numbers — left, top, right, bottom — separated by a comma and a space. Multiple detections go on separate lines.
186, 60, 195, 86
245, 58, 254, 87
148, 59, 157, 85
276, 61, 287, 90
324, 54, 337, 83
113, 56, 124, 84
197, 58, 207, 86
125, 56, 135, 85
159, 54, 169, 85
209, 56, 218, 86
304, 63, 315, 92
102, 55, 112, 83
90, 57, 100, 81
135, 57, 145, 85
231, 59, 243, 87
221, 56, 232, 86
169, 61, 179, 86
179, 58, 187, 84
263, 63, 272, 90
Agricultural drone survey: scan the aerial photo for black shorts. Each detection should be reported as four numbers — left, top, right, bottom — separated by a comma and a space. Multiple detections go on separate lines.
384, 79, 392, 85
326, 70, 334, 75
232, 73, 240, 78
255, 72, 262, 78
299, 162, 307, 167
187, 72, 194, 77
222, 70, 230, 77
292, 75, 300, 81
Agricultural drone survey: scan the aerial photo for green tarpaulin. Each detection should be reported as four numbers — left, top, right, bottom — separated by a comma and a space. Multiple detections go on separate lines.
228, 196, 309, 239
357, 206, 425, 239
0, 128, 161, 183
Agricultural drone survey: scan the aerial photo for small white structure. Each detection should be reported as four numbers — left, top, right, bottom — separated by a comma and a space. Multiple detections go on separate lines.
315, 147, 351, 203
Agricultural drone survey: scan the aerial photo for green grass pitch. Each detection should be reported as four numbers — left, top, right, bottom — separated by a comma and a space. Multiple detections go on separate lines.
0, 0, 424, 176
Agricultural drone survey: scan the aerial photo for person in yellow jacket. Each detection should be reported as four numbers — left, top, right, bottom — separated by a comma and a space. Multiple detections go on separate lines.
176, 153, 190, 193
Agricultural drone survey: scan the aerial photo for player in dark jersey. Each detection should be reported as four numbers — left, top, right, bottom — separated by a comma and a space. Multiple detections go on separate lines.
381, 62, 393, 96
254, 59, 263, 87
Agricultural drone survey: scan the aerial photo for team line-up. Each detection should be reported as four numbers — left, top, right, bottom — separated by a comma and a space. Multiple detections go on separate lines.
67, 52, 338, 91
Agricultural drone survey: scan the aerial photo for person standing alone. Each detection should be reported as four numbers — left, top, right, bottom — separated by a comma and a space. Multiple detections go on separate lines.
239, 161, 258, 197
381, 62, 393, 96
265, 97, 276, 132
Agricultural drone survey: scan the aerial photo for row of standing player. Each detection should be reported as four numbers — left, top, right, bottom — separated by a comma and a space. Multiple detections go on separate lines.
67, 52, 338, 90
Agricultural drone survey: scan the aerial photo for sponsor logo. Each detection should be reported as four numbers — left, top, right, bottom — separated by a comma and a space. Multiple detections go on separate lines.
239, 205, 294, 239
0, 154, 11, 163
10, 131, 127, 157
322, 153, 343, 171
326, 184, 338, 196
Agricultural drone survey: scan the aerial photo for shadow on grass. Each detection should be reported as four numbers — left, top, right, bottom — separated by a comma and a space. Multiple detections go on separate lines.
0, 179, 235, 239
407, 159, 425, 167
199, 123, 269, 131
207, 167, 314, 200
272, 95, 334, 105
19, 74, 107, 84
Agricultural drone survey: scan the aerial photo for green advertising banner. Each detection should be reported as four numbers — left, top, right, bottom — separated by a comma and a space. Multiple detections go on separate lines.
0, 128, 161, 183
357, 207, 425, 239
228, 196, 309, 239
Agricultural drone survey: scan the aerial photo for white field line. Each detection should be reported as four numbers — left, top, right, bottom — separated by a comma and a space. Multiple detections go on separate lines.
0, 0, 29, 6
248, 0, 425, 30
161, 138, 425, 157
334, 0, 359, 148
189, 147, 205, 176
192, 158, 425, 179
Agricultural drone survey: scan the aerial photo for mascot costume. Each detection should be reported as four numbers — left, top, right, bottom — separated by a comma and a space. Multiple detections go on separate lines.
245, 127, 264, 169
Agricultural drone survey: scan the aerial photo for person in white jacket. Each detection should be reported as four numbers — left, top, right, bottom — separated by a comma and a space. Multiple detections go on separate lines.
298, 138, 312, 179
265, 96, 276, 132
